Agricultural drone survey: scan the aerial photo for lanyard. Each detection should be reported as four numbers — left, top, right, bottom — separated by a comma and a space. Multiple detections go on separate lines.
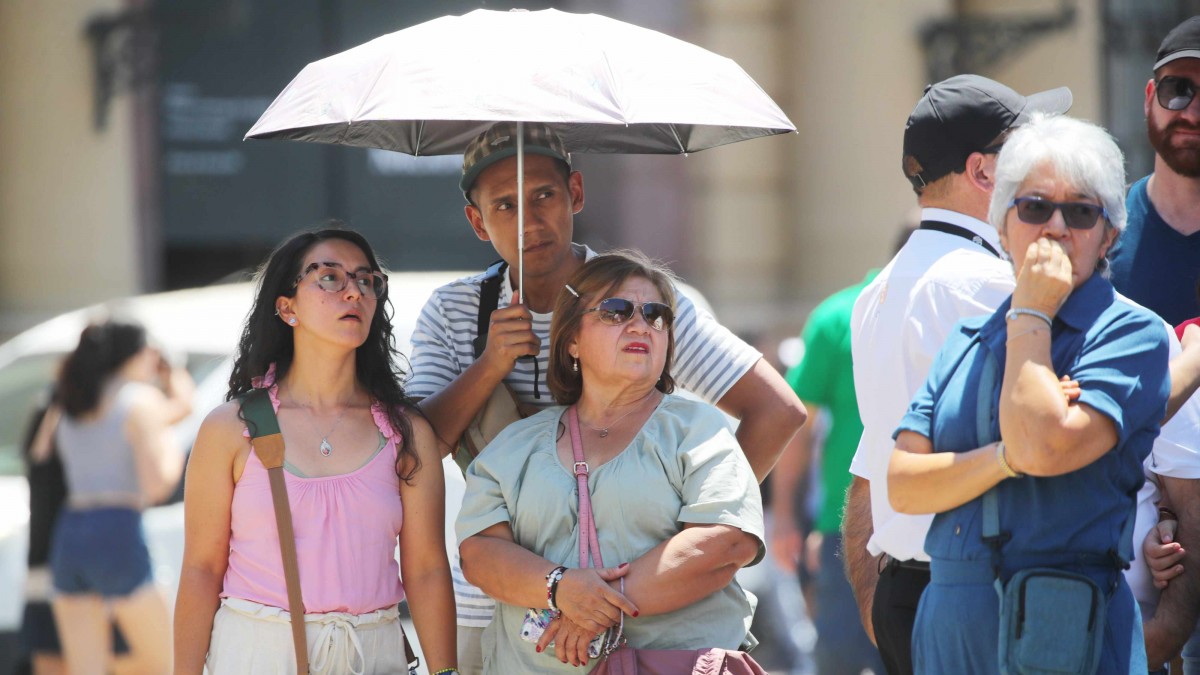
919, 220, 1001, 258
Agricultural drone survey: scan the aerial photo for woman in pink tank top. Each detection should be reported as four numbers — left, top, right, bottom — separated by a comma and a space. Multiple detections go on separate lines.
174, 228, 457, 675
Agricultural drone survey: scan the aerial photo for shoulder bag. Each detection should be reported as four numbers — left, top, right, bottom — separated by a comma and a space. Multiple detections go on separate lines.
240, 389, 420, 674
559, 407, 767, 675
973, 352, 1125, 675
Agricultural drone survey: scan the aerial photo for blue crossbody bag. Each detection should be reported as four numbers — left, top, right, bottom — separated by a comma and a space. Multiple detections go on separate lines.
975, 351, 1131, 675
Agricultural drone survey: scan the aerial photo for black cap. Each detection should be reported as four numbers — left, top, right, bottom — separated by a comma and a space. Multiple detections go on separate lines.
1154, 16, 1200, 71
902, 74, 1072, 190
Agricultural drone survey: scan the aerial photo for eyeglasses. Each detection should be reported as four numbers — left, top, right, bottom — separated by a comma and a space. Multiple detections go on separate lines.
294, 263, 388, 299
1156, 76, 1198, 111
1008, 196, 1108, 230
582, 298, 674, 332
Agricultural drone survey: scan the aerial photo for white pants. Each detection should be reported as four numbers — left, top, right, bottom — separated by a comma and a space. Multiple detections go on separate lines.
206, 597, 408, 675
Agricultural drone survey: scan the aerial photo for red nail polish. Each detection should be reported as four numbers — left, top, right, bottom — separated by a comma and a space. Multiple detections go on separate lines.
632, 610, 639, 617
536, 646, 542, 653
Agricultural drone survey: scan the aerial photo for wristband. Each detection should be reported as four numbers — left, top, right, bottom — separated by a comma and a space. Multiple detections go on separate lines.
1159, 507, 1178, 522
1005, 307, 1053, 329
546, 565, 567, 611
996, 441, 1023, 479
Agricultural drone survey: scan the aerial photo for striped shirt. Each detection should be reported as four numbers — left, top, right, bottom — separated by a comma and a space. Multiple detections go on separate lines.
406, 244, 761, 627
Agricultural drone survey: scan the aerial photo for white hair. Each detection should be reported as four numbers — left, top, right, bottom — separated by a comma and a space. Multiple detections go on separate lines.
988, 114, 1127, 236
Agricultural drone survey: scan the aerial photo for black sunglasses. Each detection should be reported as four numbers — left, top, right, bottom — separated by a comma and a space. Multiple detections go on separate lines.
1009, 196, 1108, 230
582, 298, 674, 332
1156, 76, 1198, 111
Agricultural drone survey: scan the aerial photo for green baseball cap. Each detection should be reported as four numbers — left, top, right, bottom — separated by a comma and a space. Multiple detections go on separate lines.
460, 122, 571, 194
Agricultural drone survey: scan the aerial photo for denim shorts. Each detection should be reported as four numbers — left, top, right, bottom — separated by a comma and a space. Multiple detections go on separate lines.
50, 507, 152, 597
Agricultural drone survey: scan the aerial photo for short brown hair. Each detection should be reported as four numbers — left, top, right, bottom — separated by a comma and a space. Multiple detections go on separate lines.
547, 250, 678, 405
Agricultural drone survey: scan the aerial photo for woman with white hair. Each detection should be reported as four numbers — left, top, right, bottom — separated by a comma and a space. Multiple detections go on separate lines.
886, 114, 1169, 674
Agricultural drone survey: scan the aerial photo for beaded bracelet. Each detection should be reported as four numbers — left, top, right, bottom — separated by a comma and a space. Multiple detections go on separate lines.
995, 441, 1023, 479
546, 565, 567, 611
432, 669, 460, 675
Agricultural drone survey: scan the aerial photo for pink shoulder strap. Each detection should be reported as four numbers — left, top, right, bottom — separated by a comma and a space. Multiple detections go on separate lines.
568, 406, 603, 569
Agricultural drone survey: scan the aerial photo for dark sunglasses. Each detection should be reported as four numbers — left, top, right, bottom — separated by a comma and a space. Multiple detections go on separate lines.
294, 263, 388, 299
583, 298, 674, 332
1156, 76, 1198, 111
1009, 196, 1108, 230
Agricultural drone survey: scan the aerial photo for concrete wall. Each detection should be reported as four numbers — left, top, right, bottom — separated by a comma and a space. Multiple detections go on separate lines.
0, 0, 1108, 350
689, 0, 1104, 352
0, 0, 141, 338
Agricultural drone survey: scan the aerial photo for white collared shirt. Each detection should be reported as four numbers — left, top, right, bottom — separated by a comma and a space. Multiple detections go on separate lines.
849, 208, 1014, 561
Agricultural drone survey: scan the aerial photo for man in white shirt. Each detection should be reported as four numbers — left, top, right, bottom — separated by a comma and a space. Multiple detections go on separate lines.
841, 75, 1071, 675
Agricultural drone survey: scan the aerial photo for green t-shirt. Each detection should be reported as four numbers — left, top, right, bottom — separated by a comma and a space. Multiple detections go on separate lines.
786, 270, 879, 533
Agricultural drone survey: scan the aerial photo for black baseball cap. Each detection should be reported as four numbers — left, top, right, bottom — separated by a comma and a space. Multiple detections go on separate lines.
902, 74, 1072, 190
1154, 16, 1200, 71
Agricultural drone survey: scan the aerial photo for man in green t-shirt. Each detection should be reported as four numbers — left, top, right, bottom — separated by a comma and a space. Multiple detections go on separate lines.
772, 270, 884, 674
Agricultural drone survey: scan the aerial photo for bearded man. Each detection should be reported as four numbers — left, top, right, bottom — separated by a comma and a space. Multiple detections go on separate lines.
1109, 16, 1200, 325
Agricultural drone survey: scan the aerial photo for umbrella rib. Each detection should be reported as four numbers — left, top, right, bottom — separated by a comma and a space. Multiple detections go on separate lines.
669, 124, 685, 154
346, 48, 397, 145
415, 120, 424, 156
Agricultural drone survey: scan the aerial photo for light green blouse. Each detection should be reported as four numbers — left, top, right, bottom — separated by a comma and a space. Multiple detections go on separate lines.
456, 394, 765, 675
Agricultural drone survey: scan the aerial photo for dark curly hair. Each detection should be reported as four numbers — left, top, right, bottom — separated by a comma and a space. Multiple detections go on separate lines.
56, 320, 148, 417
547, 250, 677, 405
227, 226, 421, 481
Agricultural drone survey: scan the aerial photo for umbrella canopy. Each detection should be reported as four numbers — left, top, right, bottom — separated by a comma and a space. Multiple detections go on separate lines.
244, 8, 795, 155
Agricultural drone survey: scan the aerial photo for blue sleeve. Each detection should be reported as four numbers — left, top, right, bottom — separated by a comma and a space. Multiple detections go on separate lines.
893, 323, 976, 443
1071, 311, 1170, 446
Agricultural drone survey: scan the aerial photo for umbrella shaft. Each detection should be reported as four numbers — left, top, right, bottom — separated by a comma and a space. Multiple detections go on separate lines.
517, 121, 524, 305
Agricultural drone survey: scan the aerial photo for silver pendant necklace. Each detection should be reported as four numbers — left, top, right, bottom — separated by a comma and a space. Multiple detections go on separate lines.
583, 390, 660, 437
316, 407, 349, 456
288, 392, 351, 457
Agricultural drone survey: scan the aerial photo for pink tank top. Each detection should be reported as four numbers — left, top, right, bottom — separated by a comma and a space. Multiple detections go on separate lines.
221, 385, 405, 614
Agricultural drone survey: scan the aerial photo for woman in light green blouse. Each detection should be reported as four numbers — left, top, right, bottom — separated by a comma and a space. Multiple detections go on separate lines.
457, 251, 765, 674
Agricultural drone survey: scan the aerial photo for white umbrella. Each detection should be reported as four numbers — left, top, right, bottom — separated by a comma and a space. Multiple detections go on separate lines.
245, 7, 795, 296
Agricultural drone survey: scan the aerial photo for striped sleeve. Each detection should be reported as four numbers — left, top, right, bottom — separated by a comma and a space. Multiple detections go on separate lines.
671, 288, 762, 404
407, 282, 475, 399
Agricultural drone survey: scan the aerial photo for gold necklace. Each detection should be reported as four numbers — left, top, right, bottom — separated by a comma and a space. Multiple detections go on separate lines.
581, 390, 661, 437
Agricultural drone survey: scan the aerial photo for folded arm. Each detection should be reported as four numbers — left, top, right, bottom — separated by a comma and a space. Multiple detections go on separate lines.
611, 523, 760, 617
888, 431, 1009, 514
1000, 317, 1117, 476
460, 523, 635, 635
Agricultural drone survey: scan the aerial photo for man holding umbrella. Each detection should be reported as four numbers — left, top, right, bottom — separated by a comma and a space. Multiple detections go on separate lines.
406, 122, 807, 674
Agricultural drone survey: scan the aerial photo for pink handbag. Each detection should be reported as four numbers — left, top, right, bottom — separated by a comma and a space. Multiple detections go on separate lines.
564, 408, 767, 675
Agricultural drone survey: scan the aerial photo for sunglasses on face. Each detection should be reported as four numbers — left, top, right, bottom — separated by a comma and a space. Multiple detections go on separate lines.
1156, 76, 1198, 111
1008, 196, 1108, 230
583, 298, 674, 332
294, 263, 388, 299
